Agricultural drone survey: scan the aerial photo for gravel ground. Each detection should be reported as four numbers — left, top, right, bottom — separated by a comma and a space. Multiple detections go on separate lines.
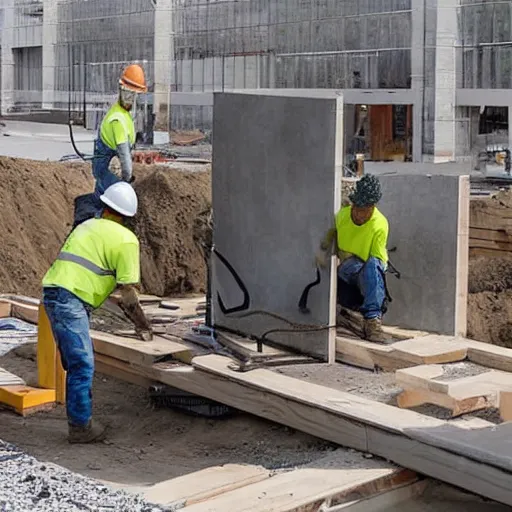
0, 441, 165, 512
435, 362, 489, 381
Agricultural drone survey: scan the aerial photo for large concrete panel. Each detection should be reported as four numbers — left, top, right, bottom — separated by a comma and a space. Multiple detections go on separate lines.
212, 91, 343, 360
378, 174, 469, 335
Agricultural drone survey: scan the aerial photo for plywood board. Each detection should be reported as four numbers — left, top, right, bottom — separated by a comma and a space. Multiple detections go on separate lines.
185, 466, 400, 512
378, 175, 469, 335
211, 91, 343, 360
142, 464, 271, 507
0, 301, 12, 318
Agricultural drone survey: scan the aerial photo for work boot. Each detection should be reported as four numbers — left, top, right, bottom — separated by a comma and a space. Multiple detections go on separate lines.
68, 420, 107, 444
336, 306, 365, 338
364, 318, 394, 345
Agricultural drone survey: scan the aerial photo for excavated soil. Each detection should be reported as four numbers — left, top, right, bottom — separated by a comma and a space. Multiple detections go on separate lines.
467, 256, 512, 347
0, 156, 211, 298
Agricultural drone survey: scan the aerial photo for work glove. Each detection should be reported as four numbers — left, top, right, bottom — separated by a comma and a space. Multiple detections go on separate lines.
136, 327, 153, 342
315, 249, 328, 269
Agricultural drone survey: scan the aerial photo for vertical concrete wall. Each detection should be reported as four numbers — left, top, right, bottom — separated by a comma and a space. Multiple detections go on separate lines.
211, 91, 343, 361
378, 174, 469, 335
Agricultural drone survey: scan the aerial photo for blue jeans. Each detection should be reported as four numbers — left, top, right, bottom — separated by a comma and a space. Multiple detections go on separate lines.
338, 257, 386, 319
42, 287, 94, 427
92, 138, 120, 196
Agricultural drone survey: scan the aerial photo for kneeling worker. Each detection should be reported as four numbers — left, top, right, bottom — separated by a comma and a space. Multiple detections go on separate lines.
42, 182, 153, 443
317, 174, 391, 344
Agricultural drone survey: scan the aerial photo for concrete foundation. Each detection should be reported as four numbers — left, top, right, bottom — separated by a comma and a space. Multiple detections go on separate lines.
378, 174, 469, 336
211, 91, 343, 360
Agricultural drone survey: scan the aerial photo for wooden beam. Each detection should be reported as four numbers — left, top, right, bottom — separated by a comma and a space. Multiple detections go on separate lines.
0, 300, 12, 318
148, 355, 512, 505
336, 335, 468, 371
184, 465, 407, 512
91, 331, 194, 366
141, 464, 271, 508
95, 354, 159, 388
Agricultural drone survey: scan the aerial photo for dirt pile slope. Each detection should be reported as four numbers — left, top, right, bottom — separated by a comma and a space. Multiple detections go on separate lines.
131, 167, 211, 296
467, 256, 512, 347
0, 157, 91, 296
0, 156, 211, 298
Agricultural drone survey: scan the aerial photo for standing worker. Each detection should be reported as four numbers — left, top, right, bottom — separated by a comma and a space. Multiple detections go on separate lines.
316, 174, 392, 344
43, 181, 153, 444
74, 64, 147, 227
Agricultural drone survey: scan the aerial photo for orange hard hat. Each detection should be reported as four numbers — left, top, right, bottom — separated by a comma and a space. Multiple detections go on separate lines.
119, 64, 147, 93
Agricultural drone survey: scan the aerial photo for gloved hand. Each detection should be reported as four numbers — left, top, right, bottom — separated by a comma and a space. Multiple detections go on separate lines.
315, 249, 328, 268
136, 327, 153, 342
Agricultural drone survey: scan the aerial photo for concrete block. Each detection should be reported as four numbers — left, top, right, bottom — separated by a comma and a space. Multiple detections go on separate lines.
378, 174, 469, 335
211, 91, 343, 359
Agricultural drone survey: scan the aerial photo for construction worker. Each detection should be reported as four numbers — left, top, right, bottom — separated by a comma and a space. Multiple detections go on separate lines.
73, 64, 147, 227
42, 181, 153, 444
316, 174, 392, 344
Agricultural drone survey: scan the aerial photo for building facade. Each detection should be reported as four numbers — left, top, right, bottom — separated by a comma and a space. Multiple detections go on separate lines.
0, 0, 510, 163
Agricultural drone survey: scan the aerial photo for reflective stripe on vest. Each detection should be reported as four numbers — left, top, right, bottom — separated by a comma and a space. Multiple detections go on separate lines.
57, 252, 116, 277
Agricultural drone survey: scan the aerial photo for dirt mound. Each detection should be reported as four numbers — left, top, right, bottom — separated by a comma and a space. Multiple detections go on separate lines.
131, 167, 211, 296
0, 157, 91, 296
467, 256, 512, 346
468, 256, 512, 293
0, 156, 211, 298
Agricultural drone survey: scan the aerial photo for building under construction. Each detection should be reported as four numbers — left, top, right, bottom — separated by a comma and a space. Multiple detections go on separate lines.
0, 0, 510, 163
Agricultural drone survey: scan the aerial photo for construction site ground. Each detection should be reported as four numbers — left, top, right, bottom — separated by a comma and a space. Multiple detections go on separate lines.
2, 126, 512, 509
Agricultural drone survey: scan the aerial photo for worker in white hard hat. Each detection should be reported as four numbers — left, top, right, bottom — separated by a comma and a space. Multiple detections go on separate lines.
74, 64, 147, 227
42, 182, 153, 444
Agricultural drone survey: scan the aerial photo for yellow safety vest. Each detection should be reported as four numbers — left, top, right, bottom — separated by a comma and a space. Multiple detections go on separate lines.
335, 206, 389, 264
100, 102, 135, 150
43, 218, 140, 308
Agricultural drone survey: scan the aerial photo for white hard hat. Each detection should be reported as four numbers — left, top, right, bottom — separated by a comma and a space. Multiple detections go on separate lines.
100, 181, 138, 217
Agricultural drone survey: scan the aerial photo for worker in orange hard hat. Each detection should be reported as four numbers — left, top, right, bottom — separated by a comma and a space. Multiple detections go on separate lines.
73, 64, 147, 227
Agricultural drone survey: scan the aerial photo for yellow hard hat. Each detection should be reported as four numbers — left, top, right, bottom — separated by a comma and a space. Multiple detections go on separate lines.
119, 64, 147, 93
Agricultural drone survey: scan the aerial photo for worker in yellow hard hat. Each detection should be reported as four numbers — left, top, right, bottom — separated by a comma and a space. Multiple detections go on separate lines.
74, 64, 147, 227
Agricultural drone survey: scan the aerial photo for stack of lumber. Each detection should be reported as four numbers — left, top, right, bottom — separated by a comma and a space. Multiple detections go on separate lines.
6, 297, 512, 505
470, 192, 512, 258
109, 454, 419, 511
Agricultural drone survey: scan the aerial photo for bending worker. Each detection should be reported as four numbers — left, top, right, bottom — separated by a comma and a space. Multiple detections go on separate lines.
42, 181, 153, 444
74, 64, 147, 226
316, 174, 391, 345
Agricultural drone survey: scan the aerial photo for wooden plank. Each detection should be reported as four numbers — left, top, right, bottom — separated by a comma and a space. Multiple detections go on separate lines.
499, 391, 512, 422
367, 426, 512, 507
470, 198, 512, 231
142, 464, 271, 507
470, 227, 512, 243
467, 342, 512, 372
335, 480, 428, 512
336, 335, 468, 372
7, 300, 39, 324
456, 175, 469, 337
91, 331, 194, 366
0, 301, 12, 318
469, 238, 512, 252
185, 466, 403, 512
149, 355, 512, 505
95, 354, 159, 388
